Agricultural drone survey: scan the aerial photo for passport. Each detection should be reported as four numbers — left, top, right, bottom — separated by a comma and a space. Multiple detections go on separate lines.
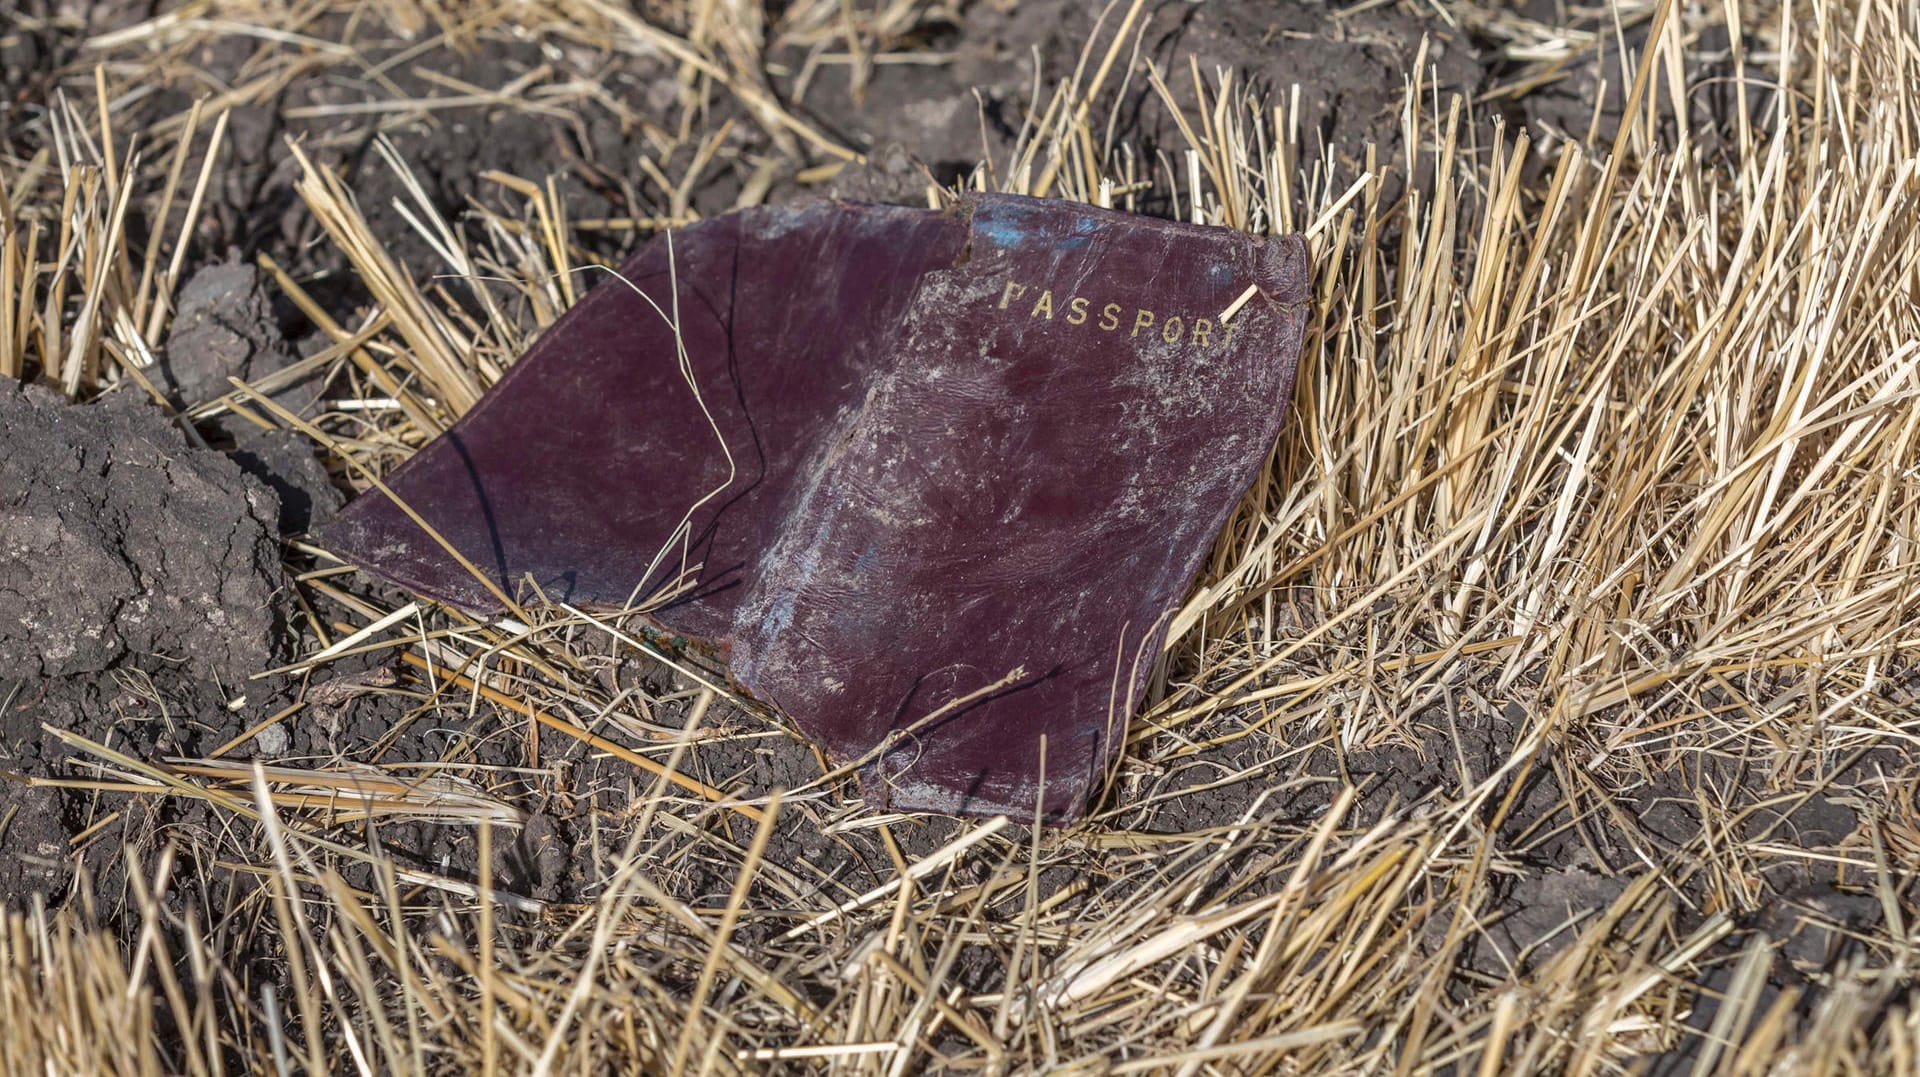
322, 193, 1308, 821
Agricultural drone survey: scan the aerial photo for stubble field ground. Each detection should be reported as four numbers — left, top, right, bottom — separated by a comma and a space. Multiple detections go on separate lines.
3, 0, 1919, 1071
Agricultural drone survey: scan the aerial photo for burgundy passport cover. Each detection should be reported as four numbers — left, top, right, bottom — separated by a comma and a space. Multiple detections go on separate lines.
321, 193, 1308, 821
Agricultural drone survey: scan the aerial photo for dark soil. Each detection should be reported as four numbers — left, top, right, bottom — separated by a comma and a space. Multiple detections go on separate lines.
801, 0, 1487, 208
0, 376, 288, 909
0, 1, 1862, 1068
0, 380, 285, 684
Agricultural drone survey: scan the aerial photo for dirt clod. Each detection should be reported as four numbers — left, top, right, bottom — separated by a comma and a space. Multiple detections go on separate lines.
160, 259, 315, 413
0, 381, 286, 683
227, 425, 344, 534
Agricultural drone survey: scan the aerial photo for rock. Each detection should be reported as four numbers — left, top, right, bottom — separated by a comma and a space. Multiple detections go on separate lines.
251, 721, 291, 756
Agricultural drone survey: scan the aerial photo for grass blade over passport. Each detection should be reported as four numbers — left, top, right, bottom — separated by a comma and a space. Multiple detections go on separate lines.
321, 195, 1309, 821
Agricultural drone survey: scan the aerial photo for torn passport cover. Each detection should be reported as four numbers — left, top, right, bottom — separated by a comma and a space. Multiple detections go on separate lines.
320, 193, 1309, 821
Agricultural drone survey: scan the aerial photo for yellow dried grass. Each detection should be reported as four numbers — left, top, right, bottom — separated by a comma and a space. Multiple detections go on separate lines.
3, 0, 1920, 1072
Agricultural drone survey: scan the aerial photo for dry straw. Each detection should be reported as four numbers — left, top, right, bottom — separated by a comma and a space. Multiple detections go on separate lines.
3, 0, 1920, 1071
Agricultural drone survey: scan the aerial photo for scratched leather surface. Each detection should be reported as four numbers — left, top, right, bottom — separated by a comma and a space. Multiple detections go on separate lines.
322, 193, 1308, 821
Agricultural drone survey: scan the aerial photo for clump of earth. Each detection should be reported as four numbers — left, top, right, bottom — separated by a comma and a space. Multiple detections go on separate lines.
0, 376, 288, 904
0, 382, 284, 683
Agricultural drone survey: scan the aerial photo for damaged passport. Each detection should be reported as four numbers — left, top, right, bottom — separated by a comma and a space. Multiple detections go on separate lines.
321, 193, 1309, 821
